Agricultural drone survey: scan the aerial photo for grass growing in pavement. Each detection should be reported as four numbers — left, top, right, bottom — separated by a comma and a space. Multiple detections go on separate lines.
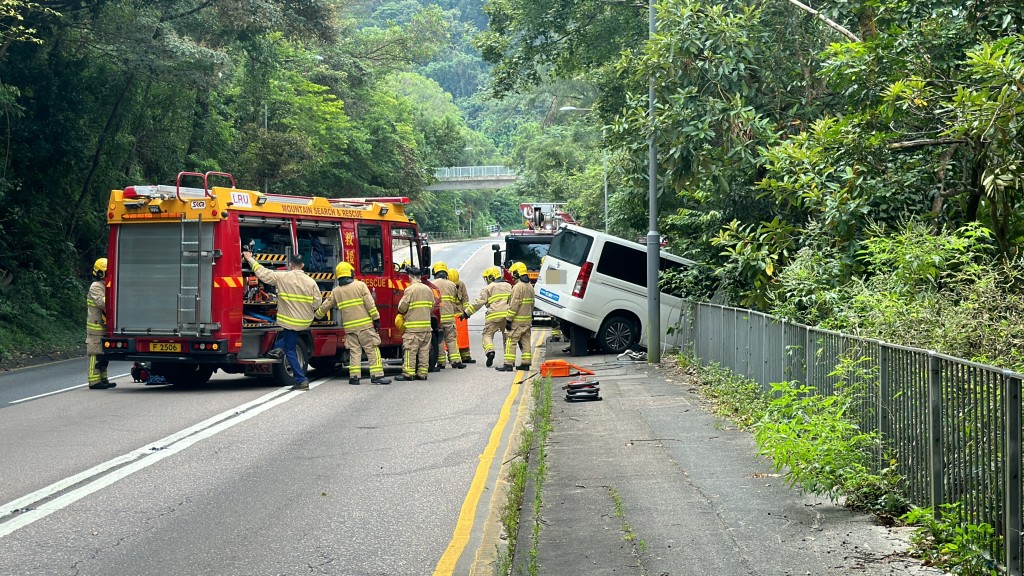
527, 376, 552, 576
608, 486, 647, 554
496, 376, 553, 576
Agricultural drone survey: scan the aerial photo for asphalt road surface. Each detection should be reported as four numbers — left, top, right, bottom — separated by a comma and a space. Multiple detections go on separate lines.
0, 237, 531, 576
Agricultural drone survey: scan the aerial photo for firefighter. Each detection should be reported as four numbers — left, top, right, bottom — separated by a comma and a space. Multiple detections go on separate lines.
86, 257, 114, 389
498, 261, 535, 372
396, 266, 434, 381
314, 262, 391, 385
461, 266, 512, 368
242, 250, 322, 390
432, 261, 465, 369
449, 268, 474, 364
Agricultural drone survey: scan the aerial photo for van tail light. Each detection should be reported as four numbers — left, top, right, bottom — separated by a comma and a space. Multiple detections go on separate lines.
572, 262, 594, 298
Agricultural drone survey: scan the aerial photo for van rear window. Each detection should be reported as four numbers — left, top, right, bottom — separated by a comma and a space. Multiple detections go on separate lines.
548, 229, 593, 266
597, 242, 693, 290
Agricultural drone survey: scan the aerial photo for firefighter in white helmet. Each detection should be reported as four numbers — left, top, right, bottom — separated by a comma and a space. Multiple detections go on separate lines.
498, 262, 534, 372
314, 261, 390, 385
431, 261, 465, 369
462, 266, 512, 367
86, 258, 115, 389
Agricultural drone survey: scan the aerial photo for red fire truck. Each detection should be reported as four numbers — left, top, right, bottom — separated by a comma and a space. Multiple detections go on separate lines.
100, 171, 441, 386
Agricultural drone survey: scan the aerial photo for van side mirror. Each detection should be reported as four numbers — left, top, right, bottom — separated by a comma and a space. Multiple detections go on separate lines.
491, 243, 500, 251
492, 248, 502, 267
421, 245, 432, 270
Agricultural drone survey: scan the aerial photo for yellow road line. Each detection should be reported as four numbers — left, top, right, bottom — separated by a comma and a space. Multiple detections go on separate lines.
433, 329, 548, 575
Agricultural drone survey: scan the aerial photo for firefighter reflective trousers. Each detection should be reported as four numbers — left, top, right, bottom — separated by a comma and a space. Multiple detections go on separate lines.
402, 331, 431, 377
482, 320, 506, 355
87, 354, 108, 385
346, 328, 383, 379
440, 323, 461, 365
504, 324, 532, 368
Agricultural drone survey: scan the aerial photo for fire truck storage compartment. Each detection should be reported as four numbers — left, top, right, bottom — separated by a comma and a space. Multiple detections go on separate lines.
240, 217, 293, 330
115, 221, 214, 335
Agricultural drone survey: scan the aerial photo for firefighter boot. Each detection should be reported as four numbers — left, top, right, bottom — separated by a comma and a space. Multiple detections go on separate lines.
349, 377, 360, 385
371, 376, 392, 385
265, 348, 285, 360
485, 351, 495, 368
495, 365, 514, 372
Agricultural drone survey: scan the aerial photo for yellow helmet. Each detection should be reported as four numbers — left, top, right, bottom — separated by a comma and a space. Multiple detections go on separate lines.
335, 261, 355, 279
448, 269, 460, 284
482, 266, 501, 282
509, 262, 528, 279
92, 258, 108, 279
432, 261, 448, 274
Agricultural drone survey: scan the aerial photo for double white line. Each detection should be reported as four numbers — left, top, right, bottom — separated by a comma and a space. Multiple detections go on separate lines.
0, 382, 317, 538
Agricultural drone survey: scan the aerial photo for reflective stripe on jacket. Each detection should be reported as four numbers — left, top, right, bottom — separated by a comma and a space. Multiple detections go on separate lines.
86, 280, 105, 335
506, 279, 534, 326
465, 281, 511, 323
397, 281, 434, 333
316, 280, 379, 331
434, 278, 458, 325
251, 261, 321, 331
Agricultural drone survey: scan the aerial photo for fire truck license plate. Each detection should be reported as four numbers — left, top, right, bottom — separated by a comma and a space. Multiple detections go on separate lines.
149, 342, 182, 353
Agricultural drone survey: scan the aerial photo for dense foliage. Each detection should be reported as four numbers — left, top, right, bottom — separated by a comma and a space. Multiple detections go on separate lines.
481, 0, 1024, 370
0, 0, 520, 365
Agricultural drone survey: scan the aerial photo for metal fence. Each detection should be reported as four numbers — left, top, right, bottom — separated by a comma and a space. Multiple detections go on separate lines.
433, 166, 516, 180
669, 301, 1023, 575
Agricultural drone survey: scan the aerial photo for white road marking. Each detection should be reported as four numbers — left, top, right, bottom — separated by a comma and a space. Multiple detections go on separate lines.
7, 372, 131, 404
0, 379, 322, 538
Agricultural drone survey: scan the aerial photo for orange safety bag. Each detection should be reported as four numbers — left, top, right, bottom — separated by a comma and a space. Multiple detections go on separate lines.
455, 314, 470, 350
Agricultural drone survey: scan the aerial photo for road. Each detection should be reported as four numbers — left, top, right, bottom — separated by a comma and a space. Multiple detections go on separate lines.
0, 237, 535, 576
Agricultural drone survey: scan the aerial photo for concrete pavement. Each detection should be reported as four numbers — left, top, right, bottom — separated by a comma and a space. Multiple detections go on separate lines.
514, 340, 946, 576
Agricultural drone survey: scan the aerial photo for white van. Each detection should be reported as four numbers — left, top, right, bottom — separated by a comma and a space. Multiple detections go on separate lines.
534, 224, 695, 356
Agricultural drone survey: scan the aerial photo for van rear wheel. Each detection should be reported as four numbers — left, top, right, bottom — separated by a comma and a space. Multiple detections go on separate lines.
598, 315, 637, 355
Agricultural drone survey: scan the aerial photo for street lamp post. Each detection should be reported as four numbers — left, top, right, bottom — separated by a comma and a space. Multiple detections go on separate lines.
557, 106, 608, 232
646, 0, 661, 364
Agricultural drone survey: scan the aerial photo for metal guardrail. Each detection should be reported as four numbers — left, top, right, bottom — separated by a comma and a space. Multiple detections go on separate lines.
433, 166, 516, 180
669, 301, 1023, 575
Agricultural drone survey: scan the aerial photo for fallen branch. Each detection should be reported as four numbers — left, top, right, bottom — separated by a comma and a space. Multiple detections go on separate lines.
785, 0, 861, 43
888, 137, 964, 150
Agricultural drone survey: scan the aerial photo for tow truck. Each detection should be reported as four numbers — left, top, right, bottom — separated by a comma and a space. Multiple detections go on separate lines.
492, 203, 577, 324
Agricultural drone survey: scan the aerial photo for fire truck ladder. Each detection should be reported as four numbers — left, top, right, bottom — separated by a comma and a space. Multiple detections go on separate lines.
178, 214, 221, 336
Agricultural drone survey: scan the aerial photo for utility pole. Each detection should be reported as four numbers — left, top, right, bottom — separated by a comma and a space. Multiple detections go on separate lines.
646, 0, 661, 364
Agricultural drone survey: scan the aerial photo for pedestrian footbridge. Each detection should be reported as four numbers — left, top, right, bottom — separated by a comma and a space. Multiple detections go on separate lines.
426, 166, 517, 190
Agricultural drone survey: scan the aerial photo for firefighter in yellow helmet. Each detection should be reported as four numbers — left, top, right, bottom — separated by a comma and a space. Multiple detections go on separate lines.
449, 268, 474, 363
431, 261, 465, 369
396, 265, 434, 380
498, 262, 534, 372
86, 258, 115, 389
461, 266, 511, 367
314, 262, 390, 385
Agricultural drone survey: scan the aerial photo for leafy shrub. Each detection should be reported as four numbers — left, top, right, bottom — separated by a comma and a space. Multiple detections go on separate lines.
754, 381, 878, 501
903, 503, 1000, 576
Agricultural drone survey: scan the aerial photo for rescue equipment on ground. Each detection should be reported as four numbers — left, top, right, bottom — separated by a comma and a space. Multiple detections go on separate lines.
563, 376, 601, 402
